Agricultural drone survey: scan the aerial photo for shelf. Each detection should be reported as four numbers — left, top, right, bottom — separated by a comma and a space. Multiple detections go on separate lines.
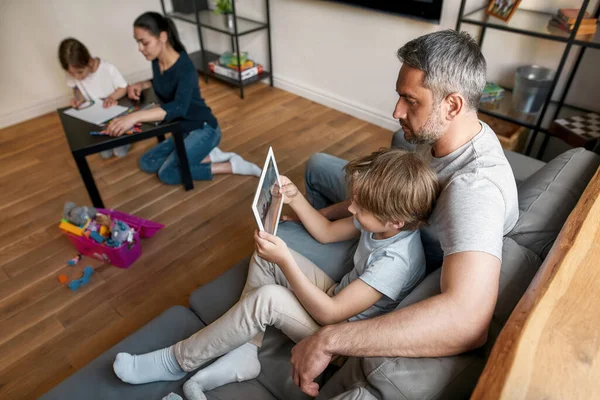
462, 7, 576, 43
188, 50, 270, 87
479, 88, 597, 132
479, 90, 540, 129
169, 10, 268, 36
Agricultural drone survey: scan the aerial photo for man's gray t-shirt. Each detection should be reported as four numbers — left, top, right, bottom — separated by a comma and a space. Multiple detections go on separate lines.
417, 121, 519, 266
333, 219, 426, 321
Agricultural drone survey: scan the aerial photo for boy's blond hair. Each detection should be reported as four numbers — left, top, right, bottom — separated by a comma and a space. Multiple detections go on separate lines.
345, 148, 439, 230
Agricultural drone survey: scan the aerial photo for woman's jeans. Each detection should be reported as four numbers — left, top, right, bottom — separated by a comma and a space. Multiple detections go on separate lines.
139, 124, 221, 185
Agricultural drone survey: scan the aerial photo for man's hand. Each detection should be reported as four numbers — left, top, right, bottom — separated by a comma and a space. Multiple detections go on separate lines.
291, 331, 334, 397
254, 230, 292, 266
103, 97, 117, 108
127, 83, 143, 100
105, 114, 138, 137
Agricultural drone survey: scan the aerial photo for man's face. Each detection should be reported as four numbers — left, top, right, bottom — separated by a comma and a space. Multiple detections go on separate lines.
392, 65, 446, 145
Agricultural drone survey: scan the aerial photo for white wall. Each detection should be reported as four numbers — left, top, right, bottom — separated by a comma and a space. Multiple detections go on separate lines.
1, 0, 599, 133
0, 0, 160, 129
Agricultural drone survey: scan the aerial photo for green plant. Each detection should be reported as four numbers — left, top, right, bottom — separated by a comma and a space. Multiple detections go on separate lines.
214, 0, 233, 14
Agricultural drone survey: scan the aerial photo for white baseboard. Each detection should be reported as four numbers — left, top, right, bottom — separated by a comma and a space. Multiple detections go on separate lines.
273, 75, 399, 132
0, 69, 154, 130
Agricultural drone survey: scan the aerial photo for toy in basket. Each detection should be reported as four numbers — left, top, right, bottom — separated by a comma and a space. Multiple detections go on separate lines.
59, 202, 164, 268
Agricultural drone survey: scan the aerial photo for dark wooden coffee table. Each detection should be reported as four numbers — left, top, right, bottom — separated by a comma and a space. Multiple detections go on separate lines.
58, 90, 193, 208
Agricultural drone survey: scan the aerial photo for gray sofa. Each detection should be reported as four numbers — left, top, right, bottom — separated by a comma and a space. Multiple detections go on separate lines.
40, 132, 600, 400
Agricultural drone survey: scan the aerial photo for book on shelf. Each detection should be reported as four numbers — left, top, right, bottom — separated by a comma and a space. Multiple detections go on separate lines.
557, 8, 597, 25
548, 18, 597, 35
208, 60, 264, 80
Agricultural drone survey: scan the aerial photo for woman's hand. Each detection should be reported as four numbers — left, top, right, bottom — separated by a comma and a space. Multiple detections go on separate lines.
275, 175, 300, 205
105, 114, 138, 137
254, 230, 292, 266
127, 83, 143, 100
103, 97, 117, 108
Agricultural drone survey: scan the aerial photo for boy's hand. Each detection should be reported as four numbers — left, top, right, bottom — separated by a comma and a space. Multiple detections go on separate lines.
71, 98, 82, 109
103, 97, 117, 108
127, 83, 142, 101
105, 114, 138, 137
275, 175, 300, 205
254, 230, 292, 266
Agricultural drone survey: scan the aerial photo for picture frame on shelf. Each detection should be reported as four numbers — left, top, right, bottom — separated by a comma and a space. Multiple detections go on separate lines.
486, 0, 522, 22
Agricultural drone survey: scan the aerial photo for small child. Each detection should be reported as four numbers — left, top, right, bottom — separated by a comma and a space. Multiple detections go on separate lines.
58, 38, 130, 159
113, 148, 439, 400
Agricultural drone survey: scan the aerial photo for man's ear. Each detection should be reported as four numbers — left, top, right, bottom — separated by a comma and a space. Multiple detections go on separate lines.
444, 93, 465, 120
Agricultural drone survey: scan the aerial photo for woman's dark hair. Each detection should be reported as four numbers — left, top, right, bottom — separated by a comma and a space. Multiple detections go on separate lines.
58, 38, 92, 70
134, 12, 186, 53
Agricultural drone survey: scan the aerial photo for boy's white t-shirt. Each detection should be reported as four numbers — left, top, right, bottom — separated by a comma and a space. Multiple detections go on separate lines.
66, 59, 127, 100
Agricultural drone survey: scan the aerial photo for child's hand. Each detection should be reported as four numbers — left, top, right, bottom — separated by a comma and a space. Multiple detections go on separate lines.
275, 175, 300, 205
71, 98, 82, 109
254, 230, 292, 266
127, 83, 142, 101
103, 97, 117, 108
105, 114, 137, 137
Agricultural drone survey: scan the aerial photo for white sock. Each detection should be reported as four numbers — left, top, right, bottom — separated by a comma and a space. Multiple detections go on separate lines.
208, 147, 236, 163
183, 343, 261, 400
230, 155, 261, 177
113, 346, 186, 384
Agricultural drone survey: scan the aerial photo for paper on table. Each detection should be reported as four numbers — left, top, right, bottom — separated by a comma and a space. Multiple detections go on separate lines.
63, 102, 128, 126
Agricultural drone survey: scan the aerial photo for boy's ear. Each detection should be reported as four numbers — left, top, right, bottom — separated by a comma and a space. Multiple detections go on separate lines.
388, 221, 405, 230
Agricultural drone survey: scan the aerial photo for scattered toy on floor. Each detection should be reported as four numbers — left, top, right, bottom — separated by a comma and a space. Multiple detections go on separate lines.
68, 266, 94, 290
67, 254, 82, 266
58, 274, 68, 284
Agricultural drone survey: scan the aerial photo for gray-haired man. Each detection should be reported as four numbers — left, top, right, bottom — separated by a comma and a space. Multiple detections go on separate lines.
277, 30, 519, 397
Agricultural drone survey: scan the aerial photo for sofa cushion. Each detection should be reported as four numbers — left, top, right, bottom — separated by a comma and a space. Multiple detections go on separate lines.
327, 387, 380, 400
509, 148, 600, 259
206, 380, 278, 400
352, 237, 541, 399
189, 258, 249, 324
39, 306, 205, 400
503, 150, 546, 183
255, 327, 324, 400
317, 357, 368, 400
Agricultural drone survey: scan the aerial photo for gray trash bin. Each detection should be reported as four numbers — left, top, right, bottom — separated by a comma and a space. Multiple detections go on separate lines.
512, 65, 555, 114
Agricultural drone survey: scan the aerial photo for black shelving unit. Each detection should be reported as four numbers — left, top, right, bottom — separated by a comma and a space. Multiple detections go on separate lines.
456, 0, 599, 159
161, 0, 273, 99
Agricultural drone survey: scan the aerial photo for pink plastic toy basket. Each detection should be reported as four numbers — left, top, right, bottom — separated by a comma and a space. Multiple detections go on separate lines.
62, 208, 164, 268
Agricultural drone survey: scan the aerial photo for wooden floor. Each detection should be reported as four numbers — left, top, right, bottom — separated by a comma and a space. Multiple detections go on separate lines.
0, 80, 392, 399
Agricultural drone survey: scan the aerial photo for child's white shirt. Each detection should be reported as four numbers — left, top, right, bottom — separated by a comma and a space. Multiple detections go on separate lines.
66, 58, 127, 100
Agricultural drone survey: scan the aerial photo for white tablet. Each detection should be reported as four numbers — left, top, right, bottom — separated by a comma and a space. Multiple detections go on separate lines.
252, 147, 285, 235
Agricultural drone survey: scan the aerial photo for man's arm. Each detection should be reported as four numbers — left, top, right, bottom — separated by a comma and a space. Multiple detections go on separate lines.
291, 251, 500, 396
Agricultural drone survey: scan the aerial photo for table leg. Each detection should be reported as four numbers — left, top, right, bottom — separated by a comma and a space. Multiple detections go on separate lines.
157, 135, 166, 143
73, 153, 105, 208
172, 132, 194, 191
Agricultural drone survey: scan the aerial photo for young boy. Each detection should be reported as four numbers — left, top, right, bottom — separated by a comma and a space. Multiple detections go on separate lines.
113, 148, 439, 400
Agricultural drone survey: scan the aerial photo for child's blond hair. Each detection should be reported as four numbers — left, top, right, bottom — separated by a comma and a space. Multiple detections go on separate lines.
345, 148, 439, 230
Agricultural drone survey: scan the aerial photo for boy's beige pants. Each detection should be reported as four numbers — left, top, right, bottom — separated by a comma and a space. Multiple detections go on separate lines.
174, 249, 337, 372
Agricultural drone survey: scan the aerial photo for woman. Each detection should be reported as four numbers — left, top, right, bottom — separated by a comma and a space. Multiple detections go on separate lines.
107, 12, 260, 184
